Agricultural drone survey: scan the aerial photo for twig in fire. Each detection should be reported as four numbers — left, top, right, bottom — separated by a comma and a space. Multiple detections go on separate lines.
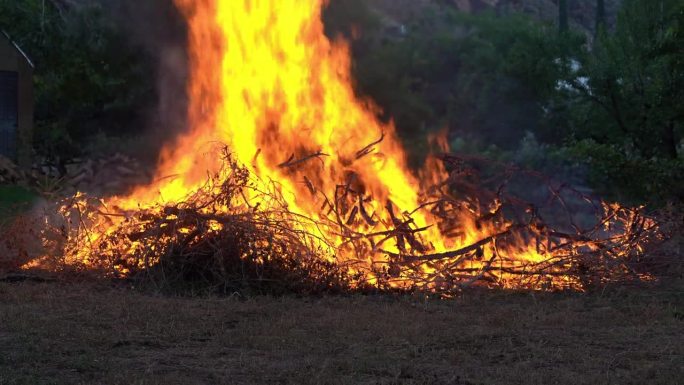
1, 146, 667, 296
355, 132, 385, 160
278, 151, 329, 169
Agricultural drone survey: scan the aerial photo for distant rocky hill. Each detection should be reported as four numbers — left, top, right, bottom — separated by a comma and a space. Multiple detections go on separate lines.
368, 0, 622, 36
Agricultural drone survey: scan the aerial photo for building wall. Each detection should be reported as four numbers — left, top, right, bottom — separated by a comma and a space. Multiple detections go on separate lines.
0, 35, 33, 168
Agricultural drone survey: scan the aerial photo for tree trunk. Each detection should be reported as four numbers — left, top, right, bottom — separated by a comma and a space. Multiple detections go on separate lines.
663, 120, 679, 159
559, 0, 569, 33
595, 0, 606, 37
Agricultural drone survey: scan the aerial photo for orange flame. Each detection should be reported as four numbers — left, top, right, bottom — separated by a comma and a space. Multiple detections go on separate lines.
18, 0, 657, 292
121, 0, 448, 265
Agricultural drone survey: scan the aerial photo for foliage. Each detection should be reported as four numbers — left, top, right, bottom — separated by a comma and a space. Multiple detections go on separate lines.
327, 0, 683, 204
559, 0, 569, 32
560, 0, 684, 203
323, 0, 381, 40
566, 139, 683, 202
0, 0, 155, 160
326, 4, 585, 164
1, 0, 681, 204
0, 185, 36, 225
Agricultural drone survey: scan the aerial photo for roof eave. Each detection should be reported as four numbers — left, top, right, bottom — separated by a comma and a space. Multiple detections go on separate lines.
1, 30, 35, 69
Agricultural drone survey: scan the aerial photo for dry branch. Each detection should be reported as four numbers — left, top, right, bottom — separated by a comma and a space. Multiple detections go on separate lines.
3, 149, 666, 296
355, 133, 385, 160
278, 151, 329, 169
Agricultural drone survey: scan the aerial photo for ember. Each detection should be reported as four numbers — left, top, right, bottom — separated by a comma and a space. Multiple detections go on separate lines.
5, 0, 663, 294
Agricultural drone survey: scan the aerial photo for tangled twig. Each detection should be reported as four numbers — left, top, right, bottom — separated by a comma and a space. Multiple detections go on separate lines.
3, 148, 667, 296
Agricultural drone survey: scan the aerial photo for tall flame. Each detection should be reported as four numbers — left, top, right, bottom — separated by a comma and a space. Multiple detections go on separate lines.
81, 0, 569, 287
119, 0, 448, 259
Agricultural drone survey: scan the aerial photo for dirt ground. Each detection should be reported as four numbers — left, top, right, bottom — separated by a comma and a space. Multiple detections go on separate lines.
0, 281, 682, 385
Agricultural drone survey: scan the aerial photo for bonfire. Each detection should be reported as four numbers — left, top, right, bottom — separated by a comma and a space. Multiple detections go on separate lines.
2, 0, 664, 295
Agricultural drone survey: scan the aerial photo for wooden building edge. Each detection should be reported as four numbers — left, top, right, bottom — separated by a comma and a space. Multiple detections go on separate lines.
0, 30, 34, 168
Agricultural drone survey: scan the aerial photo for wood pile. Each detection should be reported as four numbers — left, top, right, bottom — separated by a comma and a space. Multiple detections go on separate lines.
60, 153, 151, 195
0, 154, 151, 197
0, 156, 24, 185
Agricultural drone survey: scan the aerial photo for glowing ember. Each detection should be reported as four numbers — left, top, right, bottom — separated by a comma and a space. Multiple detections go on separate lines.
12, 0, 660, 294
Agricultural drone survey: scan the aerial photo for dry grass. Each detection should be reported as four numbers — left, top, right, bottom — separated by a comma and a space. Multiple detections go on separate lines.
0, 281, 682, 385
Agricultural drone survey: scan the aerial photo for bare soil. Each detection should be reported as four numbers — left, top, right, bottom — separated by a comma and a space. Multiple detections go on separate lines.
0, 281, 682, 385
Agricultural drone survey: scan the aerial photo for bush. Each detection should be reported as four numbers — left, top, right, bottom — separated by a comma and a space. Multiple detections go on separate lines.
0, 0, 156, 160
326, 3, 585, 166
327, 1, 683, 204
558, 0, 684, 203
0, 185, 37, 225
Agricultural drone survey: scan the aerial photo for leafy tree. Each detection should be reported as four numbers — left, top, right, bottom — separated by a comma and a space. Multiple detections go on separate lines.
559, 0, 569, 33
331, 6, 583, 166
562, 0, 684, 202
0, 0, 156, 161
595, 0, 607, 36
1, 0, 679, 205
329, 0, 682, 203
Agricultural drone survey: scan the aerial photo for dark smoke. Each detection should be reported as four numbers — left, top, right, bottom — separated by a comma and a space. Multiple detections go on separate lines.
100, 0, 189, 163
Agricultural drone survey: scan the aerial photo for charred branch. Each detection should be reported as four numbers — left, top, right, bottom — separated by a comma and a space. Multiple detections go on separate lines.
278, 151, 329, 169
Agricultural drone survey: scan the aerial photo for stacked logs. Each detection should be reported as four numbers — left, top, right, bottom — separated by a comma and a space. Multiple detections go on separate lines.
0, 156, 23, 185
0, 154, 151, 197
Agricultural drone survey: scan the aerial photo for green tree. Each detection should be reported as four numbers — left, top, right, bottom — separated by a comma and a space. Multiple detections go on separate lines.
0, 0, 155, 161
559, 0, 569, 33
564, 0, 684, 202
595, 0, 607, 36
329, 0, 683, 203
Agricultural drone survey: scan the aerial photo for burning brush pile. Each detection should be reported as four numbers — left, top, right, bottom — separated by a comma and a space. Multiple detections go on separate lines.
20, 152, 350, 293
6, 147, 662, 295
0, 0, 667, 294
